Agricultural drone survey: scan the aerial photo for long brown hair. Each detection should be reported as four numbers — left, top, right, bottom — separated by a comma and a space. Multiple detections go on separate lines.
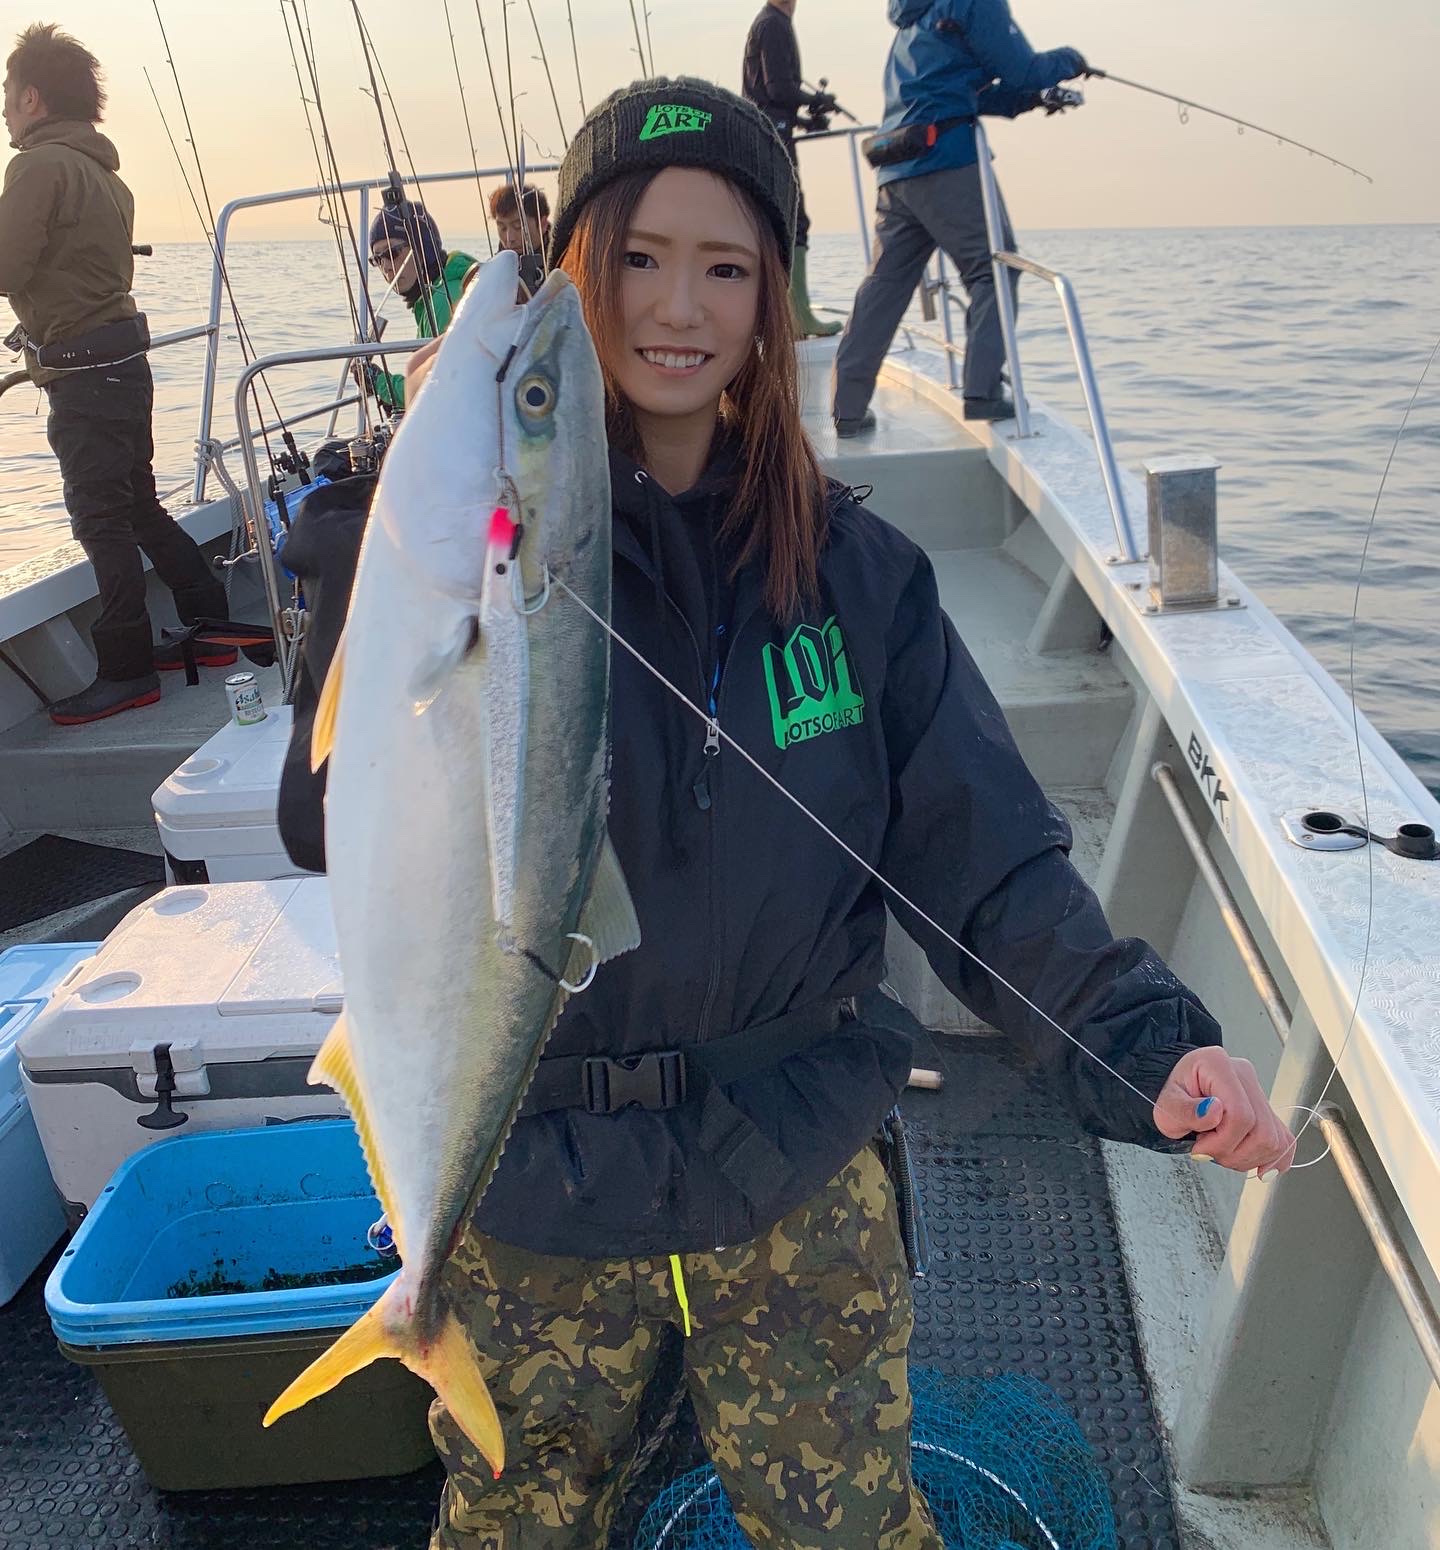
560, 170, 828, 620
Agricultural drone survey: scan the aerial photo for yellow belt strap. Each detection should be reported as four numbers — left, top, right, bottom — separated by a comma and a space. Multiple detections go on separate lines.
668, 1253, 693, 1337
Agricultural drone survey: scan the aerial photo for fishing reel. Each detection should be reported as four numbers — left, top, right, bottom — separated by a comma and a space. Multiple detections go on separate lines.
797, 76, 842, 135
1039, 85, 1085, 115
346, 420, 395, 476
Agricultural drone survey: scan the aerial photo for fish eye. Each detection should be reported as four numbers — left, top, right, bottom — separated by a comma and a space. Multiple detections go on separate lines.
517, 374, 556, 418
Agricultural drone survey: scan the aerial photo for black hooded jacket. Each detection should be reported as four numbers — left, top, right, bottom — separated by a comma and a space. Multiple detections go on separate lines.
472, 447, 1220, 1257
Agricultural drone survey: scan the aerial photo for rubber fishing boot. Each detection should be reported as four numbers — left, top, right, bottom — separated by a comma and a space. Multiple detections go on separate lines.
49, 621, 161, 726
790, 246, 841, 339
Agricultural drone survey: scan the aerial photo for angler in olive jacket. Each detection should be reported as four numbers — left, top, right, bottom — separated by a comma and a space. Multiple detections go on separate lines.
1, 24, 233, 725
0, 115, 137, 387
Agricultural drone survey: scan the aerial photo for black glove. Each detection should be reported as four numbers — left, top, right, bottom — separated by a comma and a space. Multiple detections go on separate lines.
809, 90, 839, 115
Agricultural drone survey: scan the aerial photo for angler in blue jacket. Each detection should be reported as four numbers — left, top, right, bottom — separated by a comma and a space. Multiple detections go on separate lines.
833, 0, 1087, 432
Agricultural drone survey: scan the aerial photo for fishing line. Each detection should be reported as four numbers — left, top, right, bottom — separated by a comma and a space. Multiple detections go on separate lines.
524, 0, 570, 151
1283, 330, 1440, 1162
443, 0, 498, 255
1087, 69, 1373, 182
549, 575, 1162, 1118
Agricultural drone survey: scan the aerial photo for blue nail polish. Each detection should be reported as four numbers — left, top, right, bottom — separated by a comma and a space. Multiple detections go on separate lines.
1196, 1096, 1215, 1119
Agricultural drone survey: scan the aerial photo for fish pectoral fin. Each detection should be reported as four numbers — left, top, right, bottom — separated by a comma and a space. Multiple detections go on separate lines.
424, 1311, 507, 1478
263, 1294, 395, 1428
573, 832, 643, 967
408, 615, 482, 713
311, 1015, 403, 1246
311, 629, 347, 772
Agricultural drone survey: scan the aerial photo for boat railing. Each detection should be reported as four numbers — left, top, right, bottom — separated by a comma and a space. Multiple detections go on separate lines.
797, 120, 1142, 564
230, 337, 434, 685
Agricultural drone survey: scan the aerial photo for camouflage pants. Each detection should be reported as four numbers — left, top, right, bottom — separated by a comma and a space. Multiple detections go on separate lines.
429, 1144, 942, 1549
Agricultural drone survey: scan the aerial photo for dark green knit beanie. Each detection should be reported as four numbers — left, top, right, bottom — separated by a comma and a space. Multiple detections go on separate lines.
549, 76, 799, 273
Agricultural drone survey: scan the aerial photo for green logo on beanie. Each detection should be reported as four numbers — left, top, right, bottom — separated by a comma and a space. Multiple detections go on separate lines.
639, 104, 713, 141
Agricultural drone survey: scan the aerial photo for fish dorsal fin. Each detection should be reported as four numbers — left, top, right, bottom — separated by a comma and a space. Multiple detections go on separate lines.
310, 630, 347, 773
571, 832, 642, 969
311, 1014, 402, 1247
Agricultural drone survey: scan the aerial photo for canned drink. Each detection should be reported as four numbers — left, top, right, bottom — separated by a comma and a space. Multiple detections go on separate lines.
225, 671, 267, 726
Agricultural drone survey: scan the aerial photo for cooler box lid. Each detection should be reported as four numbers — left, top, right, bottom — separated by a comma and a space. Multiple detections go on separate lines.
18, 879, 340, 1077
151, 705, 293, 830
0, 942, 101, 1135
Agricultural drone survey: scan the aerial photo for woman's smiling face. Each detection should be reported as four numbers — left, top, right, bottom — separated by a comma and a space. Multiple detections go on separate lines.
607, 167, 763, 425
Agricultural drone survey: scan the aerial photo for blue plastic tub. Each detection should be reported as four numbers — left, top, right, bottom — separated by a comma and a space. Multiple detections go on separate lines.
46, 1119, 436, 1489
0, 942, 99, 1305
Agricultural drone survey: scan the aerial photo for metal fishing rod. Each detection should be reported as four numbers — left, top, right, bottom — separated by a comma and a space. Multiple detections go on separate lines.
475, 0, 519, 185
501, 0, 523, 198
144, 12, 300, 484
566, 0, 585, 116
626, 0, 652, 76
348, 0, 441, 338
1087, 69, 1373, 183
524, 0, 569, 151
283, 0, 403, 420
279, 2, 366, 348
443, 0, 498, 254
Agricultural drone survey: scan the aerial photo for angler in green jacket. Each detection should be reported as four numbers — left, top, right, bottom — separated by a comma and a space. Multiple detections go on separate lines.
362, 200, 477, 412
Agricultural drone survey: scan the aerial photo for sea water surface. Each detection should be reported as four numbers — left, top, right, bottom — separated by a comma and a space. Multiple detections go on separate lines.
2, 225, 1437, 787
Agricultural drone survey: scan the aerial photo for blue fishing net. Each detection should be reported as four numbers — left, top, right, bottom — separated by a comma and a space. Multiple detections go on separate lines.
631, 1368, 1118, 1550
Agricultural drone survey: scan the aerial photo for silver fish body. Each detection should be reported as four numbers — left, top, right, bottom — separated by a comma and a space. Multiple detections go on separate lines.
264, 251, 638, 1475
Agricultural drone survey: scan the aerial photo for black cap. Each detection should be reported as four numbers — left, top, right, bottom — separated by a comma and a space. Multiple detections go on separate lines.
550, 76, 799, 273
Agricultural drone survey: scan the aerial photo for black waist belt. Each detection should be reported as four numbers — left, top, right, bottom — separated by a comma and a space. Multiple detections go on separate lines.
518, 998, 853, 1209
34, 312, 150, 372
862, 116, 970, 168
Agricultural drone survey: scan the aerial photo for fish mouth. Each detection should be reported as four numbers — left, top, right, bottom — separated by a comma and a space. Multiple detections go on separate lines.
503, 268, 579, 357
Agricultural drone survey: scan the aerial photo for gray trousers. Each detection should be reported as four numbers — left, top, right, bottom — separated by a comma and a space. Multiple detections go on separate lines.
832, 161, 1017, 419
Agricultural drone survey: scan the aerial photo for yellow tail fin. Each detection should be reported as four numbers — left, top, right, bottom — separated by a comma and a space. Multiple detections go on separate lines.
429, 1310, 506, 1478
263, 1283, 506, 1476
263, 1292, 396, 1427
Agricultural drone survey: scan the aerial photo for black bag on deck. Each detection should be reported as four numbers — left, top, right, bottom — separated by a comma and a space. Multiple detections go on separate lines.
276, 475, 377, 874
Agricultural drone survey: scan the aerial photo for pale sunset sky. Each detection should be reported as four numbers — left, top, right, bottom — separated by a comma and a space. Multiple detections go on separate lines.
7, 0, 1437, 243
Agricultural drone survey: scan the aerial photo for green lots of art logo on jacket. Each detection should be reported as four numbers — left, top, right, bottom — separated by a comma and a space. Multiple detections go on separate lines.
763, 617, 865, 750
639, 104, 714, 141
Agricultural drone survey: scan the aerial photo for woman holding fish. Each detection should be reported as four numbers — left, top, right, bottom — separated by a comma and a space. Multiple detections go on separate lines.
279, 78, 1295, 1549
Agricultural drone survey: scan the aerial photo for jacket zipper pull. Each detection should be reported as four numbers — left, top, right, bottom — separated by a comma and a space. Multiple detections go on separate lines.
693, 718, 721, 811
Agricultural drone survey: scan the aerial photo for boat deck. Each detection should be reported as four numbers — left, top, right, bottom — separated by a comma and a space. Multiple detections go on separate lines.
0, 1034, 1181, 1550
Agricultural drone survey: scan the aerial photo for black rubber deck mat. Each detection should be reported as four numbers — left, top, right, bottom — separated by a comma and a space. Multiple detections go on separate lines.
0, 1039, 1180, 1550
0, 835, 164, 934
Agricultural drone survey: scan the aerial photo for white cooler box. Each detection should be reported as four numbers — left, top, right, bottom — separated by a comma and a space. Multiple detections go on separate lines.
19, 878, 345, 1219
152, 704, 304, 883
